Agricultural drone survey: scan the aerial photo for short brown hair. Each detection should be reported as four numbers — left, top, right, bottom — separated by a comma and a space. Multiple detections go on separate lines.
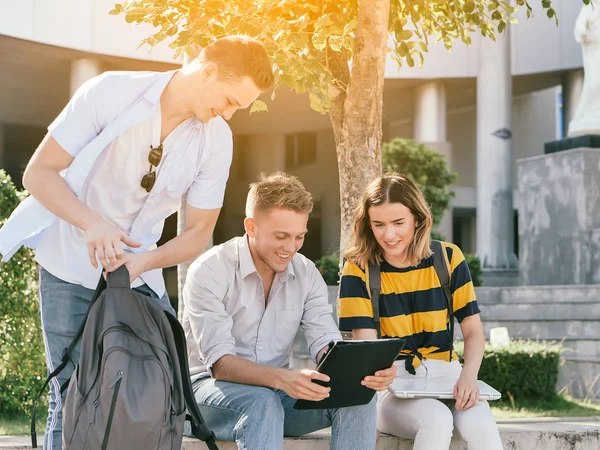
344, 174, 433, 268
198, 35, 274, 91
246, 172, 313, 218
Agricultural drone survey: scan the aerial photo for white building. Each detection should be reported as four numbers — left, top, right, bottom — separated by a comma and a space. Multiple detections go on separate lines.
0, 1, 586, 295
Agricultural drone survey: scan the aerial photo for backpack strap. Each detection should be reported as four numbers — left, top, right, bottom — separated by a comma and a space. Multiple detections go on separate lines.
431, 240, 454, 362
164, 312, 219, 450
367, 262, 382, 339
106, 265, 131, 288
31, 270, 109, 448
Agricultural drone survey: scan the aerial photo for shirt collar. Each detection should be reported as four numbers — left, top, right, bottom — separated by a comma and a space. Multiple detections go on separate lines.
238, 235, 296, 281
143, 69, 203, 130
142, 69, 179, 105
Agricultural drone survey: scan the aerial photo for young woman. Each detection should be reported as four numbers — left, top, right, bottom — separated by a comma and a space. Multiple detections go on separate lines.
338, 174, 503, 450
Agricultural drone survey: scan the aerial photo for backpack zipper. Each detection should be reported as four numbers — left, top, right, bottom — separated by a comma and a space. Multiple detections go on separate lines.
101, 370, 123, 450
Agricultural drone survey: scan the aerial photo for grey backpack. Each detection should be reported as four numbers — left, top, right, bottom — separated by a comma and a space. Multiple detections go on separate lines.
31, 266, 218, 450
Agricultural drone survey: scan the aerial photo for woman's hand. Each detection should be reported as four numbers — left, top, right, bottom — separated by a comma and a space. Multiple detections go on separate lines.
362, 364, 397, 391
454, 370, 480, 410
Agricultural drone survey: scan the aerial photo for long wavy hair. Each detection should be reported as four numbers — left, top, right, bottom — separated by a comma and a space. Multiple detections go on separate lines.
344, 174, 433, 268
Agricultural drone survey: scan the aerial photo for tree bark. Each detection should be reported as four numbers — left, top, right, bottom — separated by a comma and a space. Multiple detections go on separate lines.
329, 0, 390, 255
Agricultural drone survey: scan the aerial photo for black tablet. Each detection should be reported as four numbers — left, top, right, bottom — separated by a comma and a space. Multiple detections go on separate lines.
294, 338, 406, 410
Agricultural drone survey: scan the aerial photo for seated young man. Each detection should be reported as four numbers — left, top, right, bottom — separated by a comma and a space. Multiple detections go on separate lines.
182, 172, 396, 450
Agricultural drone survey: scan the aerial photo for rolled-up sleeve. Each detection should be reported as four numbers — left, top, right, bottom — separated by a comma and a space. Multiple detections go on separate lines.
183, 258, 236, 377
301, 266, 342, 362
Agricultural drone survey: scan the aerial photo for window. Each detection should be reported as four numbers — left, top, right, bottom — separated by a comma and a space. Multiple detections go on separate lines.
285, 132, 317, 169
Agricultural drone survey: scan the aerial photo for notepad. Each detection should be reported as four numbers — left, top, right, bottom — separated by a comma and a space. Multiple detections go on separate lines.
389, 378, 502, 400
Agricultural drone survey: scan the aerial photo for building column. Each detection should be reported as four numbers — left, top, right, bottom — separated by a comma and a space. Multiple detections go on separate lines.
414, 81, 447, 142
413, 81, 453, 241
562, 69, 584, 138
70, 58, 102, 97
476, 26, 518, 269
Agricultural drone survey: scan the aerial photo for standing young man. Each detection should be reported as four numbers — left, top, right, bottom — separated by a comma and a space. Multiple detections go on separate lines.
0, 36, 274, 450
182, 172, 397, 450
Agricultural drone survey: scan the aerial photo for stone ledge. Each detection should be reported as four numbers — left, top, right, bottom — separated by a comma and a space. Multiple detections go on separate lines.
3, 420, 599, 450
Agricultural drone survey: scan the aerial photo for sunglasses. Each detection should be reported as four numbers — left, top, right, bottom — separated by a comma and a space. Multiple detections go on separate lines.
140, 144, 163, 193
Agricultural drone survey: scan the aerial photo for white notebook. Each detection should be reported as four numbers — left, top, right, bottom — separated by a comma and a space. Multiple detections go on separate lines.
389, 378, 502, 400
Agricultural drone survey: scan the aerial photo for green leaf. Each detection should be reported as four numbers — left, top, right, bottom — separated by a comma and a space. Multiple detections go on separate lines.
249, 99, 268, 115
400, 30, 412, 40
312, 33, 327, 51
328, 35, 343, 52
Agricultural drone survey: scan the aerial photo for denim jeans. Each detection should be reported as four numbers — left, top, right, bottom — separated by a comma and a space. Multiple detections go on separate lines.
187, 377, 378, 450
38, 267, 174, 450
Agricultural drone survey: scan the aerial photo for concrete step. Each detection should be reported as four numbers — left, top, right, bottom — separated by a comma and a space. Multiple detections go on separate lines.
559, 359, 600, 399
541, 340, 600, 360
475, 286, 600, 305
3, 420, 600, 450
480, 302, 600, 321
479, 320, 600, 341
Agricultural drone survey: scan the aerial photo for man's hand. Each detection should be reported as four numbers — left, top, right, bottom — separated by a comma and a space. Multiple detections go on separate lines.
454, 370, 480, 411
279, 369, 331, 401
107, 251, 155, 283
361, 364, 397, 391
85, 219, 141, 269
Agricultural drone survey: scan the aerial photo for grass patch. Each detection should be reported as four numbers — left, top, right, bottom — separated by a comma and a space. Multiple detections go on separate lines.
491, 395, 600, 419
0, 413, 45, 436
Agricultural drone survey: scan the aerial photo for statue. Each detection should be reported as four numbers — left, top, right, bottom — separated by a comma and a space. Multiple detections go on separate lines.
568, 0, 600, 137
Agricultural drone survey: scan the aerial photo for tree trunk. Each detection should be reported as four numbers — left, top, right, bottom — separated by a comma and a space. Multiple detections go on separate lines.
329, 0, 390, 255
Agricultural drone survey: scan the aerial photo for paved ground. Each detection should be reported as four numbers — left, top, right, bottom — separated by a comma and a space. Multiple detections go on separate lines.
2, 417, 600, 450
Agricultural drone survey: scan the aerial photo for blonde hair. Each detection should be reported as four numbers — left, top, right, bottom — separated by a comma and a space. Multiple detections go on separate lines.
344, 174, 433, 268
246, 172, 313, 218
198, 35, 274, 91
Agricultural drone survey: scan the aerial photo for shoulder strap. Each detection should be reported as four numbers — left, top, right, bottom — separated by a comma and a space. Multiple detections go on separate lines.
431, 240, 454, 362
367, 263, 382, 339
164, 312, 219, 450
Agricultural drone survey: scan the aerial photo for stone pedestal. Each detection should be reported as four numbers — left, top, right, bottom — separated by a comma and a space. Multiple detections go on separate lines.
518, 147, 600, 285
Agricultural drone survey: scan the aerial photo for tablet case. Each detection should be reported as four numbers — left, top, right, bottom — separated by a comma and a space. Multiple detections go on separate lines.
294, 338, 405, 410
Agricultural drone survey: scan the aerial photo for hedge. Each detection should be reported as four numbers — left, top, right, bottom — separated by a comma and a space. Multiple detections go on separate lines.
455, 339, 562, 402
0, 170, 46, 416
315, 254, 340, 286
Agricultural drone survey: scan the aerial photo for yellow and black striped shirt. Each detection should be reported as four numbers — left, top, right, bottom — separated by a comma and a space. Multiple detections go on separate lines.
338, 242, 480, 373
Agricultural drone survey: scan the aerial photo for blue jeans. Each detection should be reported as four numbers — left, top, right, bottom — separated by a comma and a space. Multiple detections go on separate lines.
188, 377, 378, 450
38, 267, 174, 450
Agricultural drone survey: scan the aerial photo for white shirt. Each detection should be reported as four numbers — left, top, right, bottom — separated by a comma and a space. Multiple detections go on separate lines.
0, 70, 233, 296
182, 236, 342, 380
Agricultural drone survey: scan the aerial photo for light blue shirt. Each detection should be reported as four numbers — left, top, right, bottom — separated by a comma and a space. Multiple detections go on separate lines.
0, 70, 233, 296
183, 236, 342, 380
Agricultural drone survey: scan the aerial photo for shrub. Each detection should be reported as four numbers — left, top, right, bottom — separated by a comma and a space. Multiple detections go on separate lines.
0, 170, 46, 416
455, 339, 562, 402
315, 255, 340, 286
465, 253, 483, 287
